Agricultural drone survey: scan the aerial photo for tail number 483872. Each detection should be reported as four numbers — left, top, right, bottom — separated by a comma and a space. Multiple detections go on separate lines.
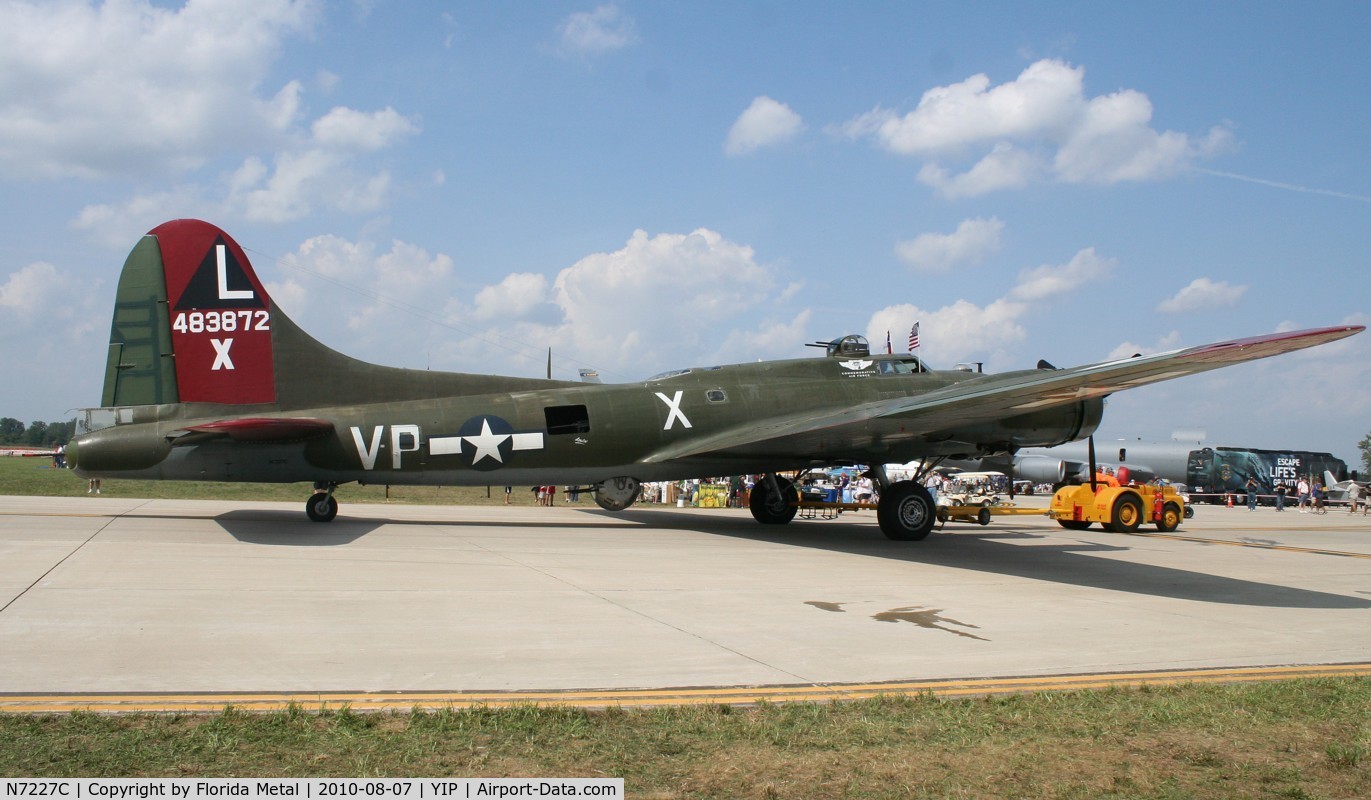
172, 309, 270, 334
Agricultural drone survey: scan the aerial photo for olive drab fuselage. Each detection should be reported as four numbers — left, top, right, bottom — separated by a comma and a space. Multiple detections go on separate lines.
66, 219, 1363, 537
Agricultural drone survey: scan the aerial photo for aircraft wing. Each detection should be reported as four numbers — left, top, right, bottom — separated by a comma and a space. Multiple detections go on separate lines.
643, 326, 1362, 464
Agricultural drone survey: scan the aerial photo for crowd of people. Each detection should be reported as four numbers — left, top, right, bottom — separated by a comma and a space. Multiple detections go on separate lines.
1240, 475, 1368, 514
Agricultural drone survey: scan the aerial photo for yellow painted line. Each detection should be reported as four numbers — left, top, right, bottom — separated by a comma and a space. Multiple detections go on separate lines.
2, 663, 1368, 714
0, 511, 113, 518
1126, 531, 1371, 559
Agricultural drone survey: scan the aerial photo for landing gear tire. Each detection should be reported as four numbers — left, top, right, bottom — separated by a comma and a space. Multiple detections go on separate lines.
594, 477, 642, 511
306, 493, 338, 523
1156, 502, 1182, 532
977, 507, 992, 526
750, 476, 798, 525
877, 481, 936, 541
1109, 494, 1143, 533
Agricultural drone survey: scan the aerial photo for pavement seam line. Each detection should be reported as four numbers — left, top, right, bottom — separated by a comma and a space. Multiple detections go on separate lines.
0, 499, 156, 616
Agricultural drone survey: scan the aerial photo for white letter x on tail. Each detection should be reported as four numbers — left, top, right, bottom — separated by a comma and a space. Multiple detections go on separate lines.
210, 338, 235, 370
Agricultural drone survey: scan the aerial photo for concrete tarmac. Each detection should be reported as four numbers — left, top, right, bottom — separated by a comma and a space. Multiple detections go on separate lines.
1, 494, 1369, 704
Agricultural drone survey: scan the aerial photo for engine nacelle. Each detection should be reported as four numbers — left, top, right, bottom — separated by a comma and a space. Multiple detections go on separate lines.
1013, 455, 1067, 485
953, 398, 1105, 452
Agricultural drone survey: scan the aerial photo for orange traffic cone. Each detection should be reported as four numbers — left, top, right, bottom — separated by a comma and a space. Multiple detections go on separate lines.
1226, 494, 1234, 508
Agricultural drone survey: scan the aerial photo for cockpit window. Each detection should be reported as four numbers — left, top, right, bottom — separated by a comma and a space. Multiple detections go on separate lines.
877, 358, 926, 375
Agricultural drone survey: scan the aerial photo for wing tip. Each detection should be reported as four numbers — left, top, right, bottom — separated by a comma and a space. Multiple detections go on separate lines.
1182, 325, 1363, 362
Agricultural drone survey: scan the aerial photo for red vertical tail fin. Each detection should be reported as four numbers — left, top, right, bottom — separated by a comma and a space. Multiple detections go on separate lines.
102, 219, 277, 407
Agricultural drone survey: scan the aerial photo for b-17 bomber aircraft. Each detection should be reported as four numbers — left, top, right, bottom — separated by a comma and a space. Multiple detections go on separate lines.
67, 220, 1362, 541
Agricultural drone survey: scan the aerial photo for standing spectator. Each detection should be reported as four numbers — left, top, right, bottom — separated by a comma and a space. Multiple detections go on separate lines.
1347, 481, 1362, 514
1274, 482, 1287, 512
1297, 476, 1310, 513
1245, 476, 1259, 511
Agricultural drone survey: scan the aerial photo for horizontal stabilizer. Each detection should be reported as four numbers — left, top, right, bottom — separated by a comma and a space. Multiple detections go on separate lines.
170, 417, 334, 446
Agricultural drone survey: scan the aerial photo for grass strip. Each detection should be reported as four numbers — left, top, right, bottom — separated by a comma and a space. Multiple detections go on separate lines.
2, 680, 1369, 798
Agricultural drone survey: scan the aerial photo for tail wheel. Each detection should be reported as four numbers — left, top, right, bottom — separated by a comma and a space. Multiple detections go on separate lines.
306, 493, 338, 523
877, 481, 936, 541
1109, 494, 1143, 533
750, 476, 798, 525
1156, 502, 1182, 532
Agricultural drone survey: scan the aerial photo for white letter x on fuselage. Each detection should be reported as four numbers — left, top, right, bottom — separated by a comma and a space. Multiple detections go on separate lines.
655, 390, 692, 430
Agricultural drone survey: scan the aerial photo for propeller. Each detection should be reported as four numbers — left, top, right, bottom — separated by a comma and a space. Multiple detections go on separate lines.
1087, 435, 1098, 492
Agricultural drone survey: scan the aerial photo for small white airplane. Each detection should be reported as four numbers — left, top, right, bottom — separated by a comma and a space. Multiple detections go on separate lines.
1322, 470, 1369, 505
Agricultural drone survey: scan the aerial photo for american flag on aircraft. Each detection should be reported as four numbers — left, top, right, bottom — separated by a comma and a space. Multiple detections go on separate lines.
908, 322, 920, 352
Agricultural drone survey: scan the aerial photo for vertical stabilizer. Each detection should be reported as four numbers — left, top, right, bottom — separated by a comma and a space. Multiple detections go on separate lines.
102, 219, 277, 407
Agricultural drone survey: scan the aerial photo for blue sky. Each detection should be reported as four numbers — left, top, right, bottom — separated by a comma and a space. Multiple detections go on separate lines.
1, 1, 1368, 462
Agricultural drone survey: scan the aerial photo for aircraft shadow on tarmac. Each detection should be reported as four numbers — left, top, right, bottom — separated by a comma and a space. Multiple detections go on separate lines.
198, 506, 1370, 610
208, 508, 646, 546
602, 509, 1371, 611
213, 510, 379, 546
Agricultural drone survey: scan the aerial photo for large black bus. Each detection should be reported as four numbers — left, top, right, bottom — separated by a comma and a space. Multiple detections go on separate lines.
1186, 447, 1347, 503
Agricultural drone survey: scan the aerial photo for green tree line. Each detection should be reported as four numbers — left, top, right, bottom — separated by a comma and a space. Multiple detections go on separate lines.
0, 417, 76, 447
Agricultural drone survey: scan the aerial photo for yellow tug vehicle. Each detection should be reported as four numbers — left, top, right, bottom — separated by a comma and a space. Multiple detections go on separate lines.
1048, 482, 1185, 533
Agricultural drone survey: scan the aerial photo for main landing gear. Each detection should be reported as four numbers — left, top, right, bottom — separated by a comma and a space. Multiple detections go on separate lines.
748, 469, 938, 541
874, 480, 937, 541
866, 462, 939, 541
306, 482, 339, 522
749, 474, 799, 524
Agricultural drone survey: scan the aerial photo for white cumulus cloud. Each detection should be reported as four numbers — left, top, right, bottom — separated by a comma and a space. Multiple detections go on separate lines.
843, 59, 1233, 196
725, 97, 805, 156
0, 0, 319, 179
1011, 248, 1115, 301
868, 300, 1028, 364
867, 246, 1114, 365
311, 107, 420, 153
0, 261, 64, 311
271, 234, 453, 335
554, 228, 774, 366
556, 4, 637, 56
895, 217, 1004, 271
1156, 277, 1247, 313
472, 273, 553, 323
15, 0, 421, 230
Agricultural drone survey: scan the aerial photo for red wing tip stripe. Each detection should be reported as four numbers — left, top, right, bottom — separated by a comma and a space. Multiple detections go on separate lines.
1181, 325, 1363, 362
